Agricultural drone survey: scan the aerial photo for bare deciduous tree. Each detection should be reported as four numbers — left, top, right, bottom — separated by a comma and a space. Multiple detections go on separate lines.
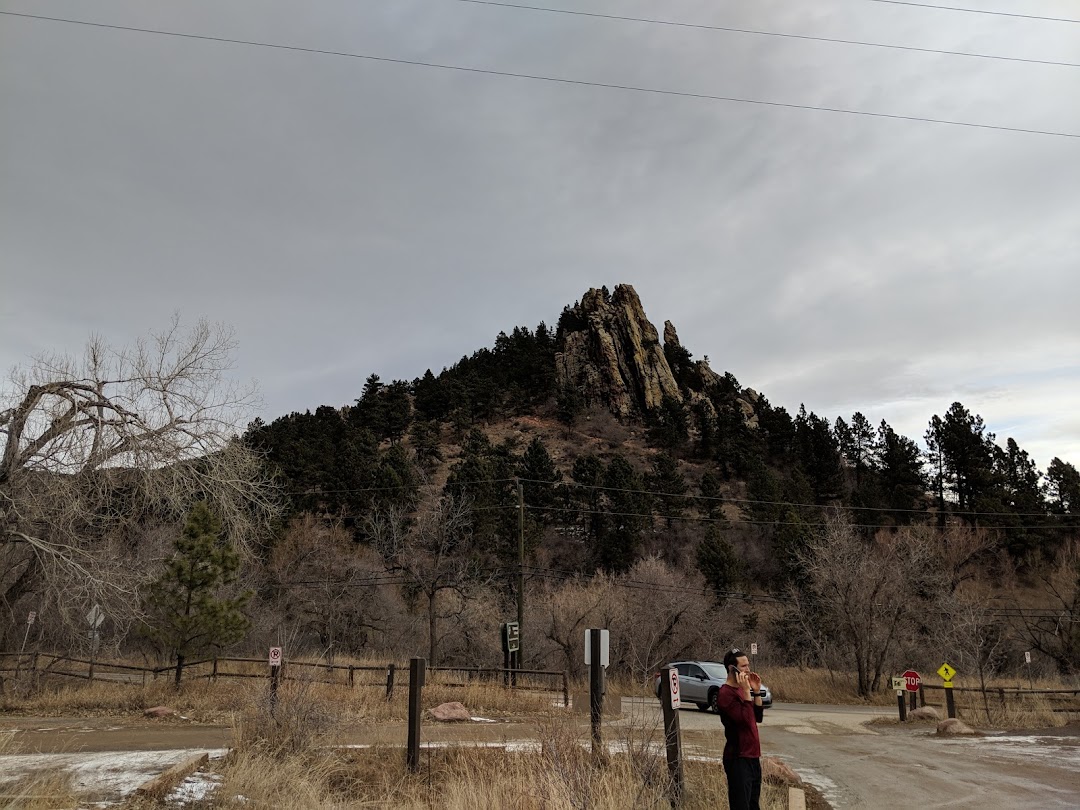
787, 518, 943, 696
0, 318, 278, 649
269, 515, 392, 661
366, 494, 485, 665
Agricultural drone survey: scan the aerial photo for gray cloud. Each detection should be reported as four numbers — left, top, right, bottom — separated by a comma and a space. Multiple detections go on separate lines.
2, 0, 1078, 468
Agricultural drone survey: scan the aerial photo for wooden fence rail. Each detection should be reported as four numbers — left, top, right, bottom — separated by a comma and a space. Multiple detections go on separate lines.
0, 652, 569, 705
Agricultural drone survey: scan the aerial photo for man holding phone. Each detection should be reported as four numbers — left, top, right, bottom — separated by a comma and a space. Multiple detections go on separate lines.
714, 647, 764, 810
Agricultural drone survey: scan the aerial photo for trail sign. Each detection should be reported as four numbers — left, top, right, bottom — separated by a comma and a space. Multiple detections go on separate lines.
668, 667, 681, 709
750, 643, 758, 656
937, 662, 956, 682
501, 621, 520, 653
903, 670, 921, 692
268, 647, 282, 667
27, 611, 36, 625
1024, 651, 1031, 664
890, 676, 905, 691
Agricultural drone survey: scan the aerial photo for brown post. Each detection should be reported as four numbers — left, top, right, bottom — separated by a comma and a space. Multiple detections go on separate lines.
909, 690, 917, 711
269, 664, 280, 717
562, 670, 570, 709
212, 656, 218, 683
919, 684, 926, 707
386, 663, 396, 700
407, 657, 426, 772
945, 684, 956, 719
660, 666, 684, 806
348, 666, 355, 689
897, 691, 908, 722
998, 688, 1006, 710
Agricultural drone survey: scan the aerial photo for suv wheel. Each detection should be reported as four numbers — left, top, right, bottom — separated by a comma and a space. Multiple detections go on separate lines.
709, 688, 720, 713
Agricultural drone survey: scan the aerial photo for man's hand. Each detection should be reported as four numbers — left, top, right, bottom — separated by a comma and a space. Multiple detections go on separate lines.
748, 672, 762, 692
736, 670, 752, 699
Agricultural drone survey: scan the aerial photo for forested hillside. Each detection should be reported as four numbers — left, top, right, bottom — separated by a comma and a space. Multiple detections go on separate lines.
237, 285, 1080, 684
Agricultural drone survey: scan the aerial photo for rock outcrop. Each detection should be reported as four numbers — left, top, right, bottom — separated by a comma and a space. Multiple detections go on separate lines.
556, 285, 680, 418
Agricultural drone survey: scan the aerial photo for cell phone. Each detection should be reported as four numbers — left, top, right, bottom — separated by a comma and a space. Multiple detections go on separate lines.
728, 665, 737, 676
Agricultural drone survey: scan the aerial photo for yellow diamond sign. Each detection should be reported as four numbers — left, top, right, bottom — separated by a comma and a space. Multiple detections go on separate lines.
937, 662, 956, 682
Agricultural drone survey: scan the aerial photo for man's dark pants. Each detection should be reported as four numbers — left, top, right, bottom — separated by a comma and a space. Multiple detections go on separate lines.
723, 756, 761, 810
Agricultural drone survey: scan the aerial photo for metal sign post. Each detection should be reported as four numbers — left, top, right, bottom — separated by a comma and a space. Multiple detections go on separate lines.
938, 662, 957, 719
1025, 651, 1033, 689
86, 605, 105, 682
269, 647, 282, 716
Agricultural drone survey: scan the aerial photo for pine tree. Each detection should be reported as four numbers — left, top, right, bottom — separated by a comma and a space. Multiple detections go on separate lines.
145, 502, 250, 686
696, 526, 742, 604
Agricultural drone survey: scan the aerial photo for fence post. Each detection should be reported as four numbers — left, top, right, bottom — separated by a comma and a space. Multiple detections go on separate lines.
919, 684, 925, 707
212, 657, 218, 683
407, 657, 426, 773
945, 684, 956, 719
660, 665, 684, 807
386, 663, 396, 700
562, 670, 570, 709
998, 688, 1006, 710
348, 666, 355, 689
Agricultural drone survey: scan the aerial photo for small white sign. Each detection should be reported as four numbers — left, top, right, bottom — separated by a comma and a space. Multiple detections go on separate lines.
86, 605, 105, 629
269, 647, 282, 667
750, 643, 758, 656
891, 676, 905, 690
583, 629, 609, 667
1024, 651, 1032, 664
668, 667, 681, 709
27, 611, 36, 625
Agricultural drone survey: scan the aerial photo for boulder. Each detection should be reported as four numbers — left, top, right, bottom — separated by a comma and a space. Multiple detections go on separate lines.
143, 706, 176, 718
429, 702, 471, 722
761, 756, 803, 785
909, 706, 940, 721
936, 718, 977, 736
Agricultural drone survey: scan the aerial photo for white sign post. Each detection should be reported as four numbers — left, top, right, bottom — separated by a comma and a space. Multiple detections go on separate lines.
750, 642, 758, 656
668, 667, 681, 709
269, 647, 282, 667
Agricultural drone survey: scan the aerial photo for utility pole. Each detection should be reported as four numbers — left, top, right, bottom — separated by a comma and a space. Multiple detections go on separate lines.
516, 477, 525, 673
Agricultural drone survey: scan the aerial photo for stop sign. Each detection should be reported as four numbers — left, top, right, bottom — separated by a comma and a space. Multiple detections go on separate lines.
903, 670, 921, 692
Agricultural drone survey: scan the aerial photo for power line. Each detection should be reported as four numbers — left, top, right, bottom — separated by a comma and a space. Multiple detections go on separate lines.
3, 10, 1078, 140
858, 0, 1080, 24
454, 0, 1080, 69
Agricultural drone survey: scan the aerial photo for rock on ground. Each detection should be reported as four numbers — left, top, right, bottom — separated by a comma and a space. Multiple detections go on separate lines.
143, 706, 176, 718
762, 756, 803, 785
936, 718, 977, 736
909, 706, 940, 721
429, 702, 471, 722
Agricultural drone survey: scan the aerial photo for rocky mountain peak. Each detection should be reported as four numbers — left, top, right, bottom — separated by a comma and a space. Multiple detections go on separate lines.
555, 284, 680, 418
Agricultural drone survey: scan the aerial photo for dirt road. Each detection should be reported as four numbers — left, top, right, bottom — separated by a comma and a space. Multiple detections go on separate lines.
622, 698, 1080, 809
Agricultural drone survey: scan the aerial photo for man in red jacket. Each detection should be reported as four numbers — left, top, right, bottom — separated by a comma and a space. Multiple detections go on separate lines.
714, 647, 764, 810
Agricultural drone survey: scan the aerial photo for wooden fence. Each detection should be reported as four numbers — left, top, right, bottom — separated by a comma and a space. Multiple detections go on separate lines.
919, 683, 1080, 716
0, 652, 570, 705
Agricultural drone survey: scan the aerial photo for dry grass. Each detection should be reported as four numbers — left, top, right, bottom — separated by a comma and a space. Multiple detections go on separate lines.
0, 731, 78, 810
209, 740, 800, 809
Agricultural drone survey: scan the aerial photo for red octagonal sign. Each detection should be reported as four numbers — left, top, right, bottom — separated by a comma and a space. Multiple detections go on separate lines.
903, 670, 921, 692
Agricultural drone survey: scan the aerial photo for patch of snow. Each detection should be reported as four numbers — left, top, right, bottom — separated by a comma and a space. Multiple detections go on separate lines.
0, 748, 228, 803
469, 716, 497, 723
167, 771, 223, 805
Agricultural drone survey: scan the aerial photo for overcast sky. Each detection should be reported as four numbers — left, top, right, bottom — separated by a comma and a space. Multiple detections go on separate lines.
2, 0, 1079, 470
